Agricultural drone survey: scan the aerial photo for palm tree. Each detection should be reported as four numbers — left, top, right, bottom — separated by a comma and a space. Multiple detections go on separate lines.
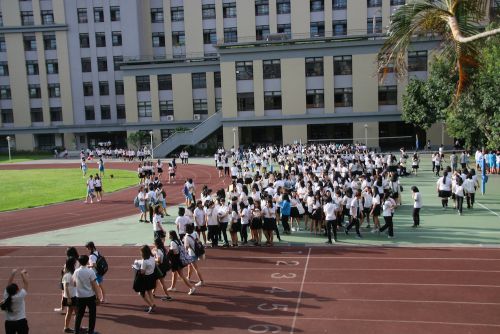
378, 0, 500, 95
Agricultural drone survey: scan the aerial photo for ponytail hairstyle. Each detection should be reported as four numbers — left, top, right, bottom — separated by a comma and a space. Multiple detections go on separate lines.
442, 171, 448, 184
0, 283, 19, 313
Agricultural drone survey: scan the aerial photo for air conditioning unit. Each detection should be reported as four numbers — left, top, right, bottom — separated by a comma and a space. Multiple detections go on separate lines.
166, 115, 174, 121
193, 114, 201, 121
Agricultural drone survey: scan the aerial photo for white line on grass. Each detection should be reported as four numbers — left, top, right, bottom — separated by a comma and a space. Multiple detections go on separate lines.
290, 247, 311, 334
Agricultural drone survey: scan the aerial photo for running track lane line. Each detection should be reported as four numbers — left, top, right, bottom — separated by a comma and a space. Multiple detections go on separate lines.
477, 202, 500, 218
290, 247, 311, 334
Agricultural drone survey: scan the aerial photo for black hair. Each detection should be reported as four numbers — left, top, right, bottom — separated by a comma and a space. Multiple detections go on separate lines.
442, 171, 448, 184
0, 283, 18, 313
78, 255, 89, 266
186, 224, 195, 234
65, 257, 77, 274
178, 207, 185, 216
169, 230, 180, 241
140, 245, 153, 259
411, 186, 419, 193
154, 238, 167, 256
66, 247, 79, 259
85, 241, 96, 251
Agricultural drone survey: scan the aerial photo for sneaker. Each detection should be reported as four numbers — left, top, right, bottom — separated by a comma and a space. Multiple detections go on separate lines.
188, 288, 196, 295
388, 235, 395, 239
291, 227, 296, 232
161, 296, 173, 301
166, 287, 177, 292
63, 328, 75, 333
195, 281, 204, 287
54, 307, 64, 314
147, 306, 155, 314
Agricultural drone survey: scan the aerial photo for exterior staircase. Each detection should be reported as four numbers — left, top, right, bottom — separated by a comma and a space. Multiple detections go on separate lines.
153, 111, 222, 157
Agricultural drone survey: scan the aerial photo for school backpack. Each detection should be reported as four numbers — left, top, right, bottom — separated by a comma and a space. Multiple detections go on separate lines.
188, 235, 206, 258
133, 196, 139, 207
93, 252, 108, 276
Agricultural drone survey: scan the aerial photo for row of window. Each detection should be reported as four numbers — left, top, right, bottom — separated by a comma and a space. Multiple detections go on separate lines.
136, 72, 222, 92
84, 105, 126, 121
22, 33, 57, 52
83, 80, 124, 97
0, 83, 60, 99
77, 7, 120, 24
137, 100, 210, 118
0, 107, 64, 124
81, 56, 122, 73
19, 10, 54, 26
0, 59, 59, 76
79, 32, 122, 48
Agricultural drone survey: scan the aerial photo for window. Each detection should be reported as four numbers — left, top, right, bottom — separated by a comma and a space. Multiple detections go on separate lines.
97, 57, 108, 71
305, 57, 323, 76
28, 84, 41, 98
112, 31, 122, 46
26, 61, 39, 75
277, 24, 291, 37
95, 32, 106, 47
334, 55, 352, 75
101, 105, 111, 119
83, 82, 93, 96
333, 0, 347, 9
391, 0, 405, 5
310, 0, 324, 12
236, 61, 253, 80
151, 8, 164, 23
81, 58, 91, 72
110, 6, 120, 21
306, 89, 324, 108
192, 73, 206, 89
30, 108, 43, 122
117, 105, 126, 119
0, 86, 11, 99
79, 33, 90, 48
43, 33, 56, 50
48, 84, 60, 98
94, 7, 104, 22
202, 4, 216, 19
0, 62, 8, 76
23, 35, 36, 51
138, 101, 152, 117
41, 10, 54, 25
203, 29, 217, 44
264, 91, 282, 110
113, 56, 123, 71
99, 81, 109, 96
171, 7, 184, 21
368, 0, 382, 7
408, 51, 428, 71
378, 86, 398, 105
50, 107, 62, 122
158, 75, 172, 90
255, 0, 269, 16
0, 35, 6, 52
160, 100, 174, 116
85, 106, 95, 120
46, 59, 58, 74
277, 0, 291, 14
136, 76, 150, 91
152, 32, 165, 47
115, 80, 124, 95
224, 28, 237, 43
77, 8, 88, 23
172, 31, 185, 46
310, 22, 325, 37
237, 93, 254, 111
21, 11, 34, 26
367, 17, 382, 34
223, 3, 237, 18
216, 98, 222, 112
333, 20, 347, 36
214, 71, 221, 88
1, 109, 13, 123
263, 59, 281, 79
334, 88, 353, 107
193, 99, 208, 114
0, 14, 2, 27
256, 25, 270, 40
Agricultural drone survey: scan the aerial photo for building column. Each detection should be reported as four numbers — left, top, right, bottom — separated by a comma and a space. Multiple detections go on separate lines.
324, 55, 334, 113
150, 75, 160, 122
282, 124, 307, 145
223, 126, 239, 150
353, 122, 379, 149
253, 60, 264, 117
15, 134, 34, 151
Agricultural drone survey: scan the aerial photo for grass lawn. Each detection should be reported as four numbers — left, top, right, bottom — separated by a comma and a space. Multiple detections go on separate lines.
0, 152, 52, 163
0, 168, 137, 212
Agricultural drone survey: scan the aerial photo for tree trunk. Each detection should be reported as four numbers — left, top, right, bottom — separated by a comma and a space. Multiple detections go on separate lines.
447, 17, 500, 43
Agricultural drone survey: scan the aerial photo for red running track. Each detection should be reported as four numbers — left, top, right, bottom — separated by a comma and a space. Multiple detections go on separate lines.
1, 246, 500, 334
0, 162, 228, 239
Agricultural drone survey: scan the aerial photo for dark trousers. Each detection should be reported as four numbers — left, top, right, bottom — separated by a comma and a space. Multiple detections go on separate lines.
326, 219, 337, 242
456, 195, 464, 214
207, 225, 219, 247
412, 208, 420, 226
380, 216, 394, 237
346, 217, 361, 236
219, 222, 229, 244
281, 215, 291, 233
148, 205, 154, 222
5, 319, 29, 334
240, 224, 248, 242
432, 161, 435, 172
75, 296, 96, 334
466, 192, 475, 208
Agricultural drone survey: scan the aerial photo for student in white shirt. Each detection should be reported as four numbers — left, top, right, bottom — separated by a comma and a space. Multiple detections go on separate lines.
454, 177, 465, 215
463, 172, 477, 209
2, 269, 29, 334
72, 255, 101, 334
183, 224, 204, 287
217, 198, 231, 246
135, 245, 157, 313
437, 171, 452, 209
62, 257, 77, 333
411, 186, 422, 228
193, 201, 208, 244
345, 189, 363, 238
153, 206, 166, 243
323, 197, 338, 244
175, 207, 191, 241
379, 194, 395, 238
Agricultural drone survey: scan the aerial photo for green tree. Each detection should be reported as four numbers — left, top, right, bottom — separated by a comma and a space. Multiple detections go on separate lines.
127, 131, 149, 149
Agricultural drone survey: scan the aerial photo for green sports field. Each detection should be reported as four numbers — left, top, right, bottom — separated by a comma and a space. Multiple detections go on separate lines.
0, 168, 137, 212
0, 153, 52, 163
